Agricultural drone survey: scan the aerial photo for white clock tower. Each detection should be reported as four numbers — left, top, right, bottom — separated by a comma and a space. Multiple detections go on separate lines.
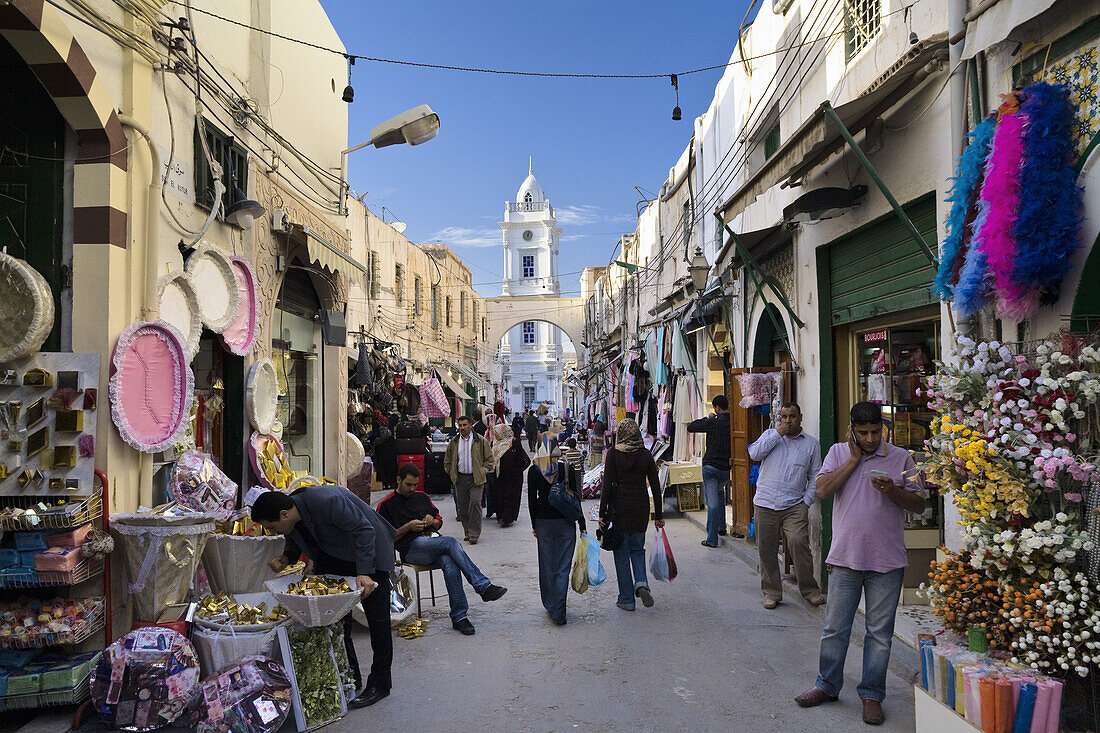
499, 159, 566, 411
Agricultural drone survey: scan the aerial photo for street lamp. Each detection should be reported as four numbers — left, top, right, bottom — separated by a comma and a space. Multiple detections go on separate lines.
688, 245, 711, 292
339, 104, 441, 214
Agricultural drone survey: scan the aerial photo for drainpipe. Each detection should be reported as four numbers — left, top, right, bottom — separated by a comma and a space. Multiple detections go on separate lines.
948, 0, 971, 337
118, 114, 161, 508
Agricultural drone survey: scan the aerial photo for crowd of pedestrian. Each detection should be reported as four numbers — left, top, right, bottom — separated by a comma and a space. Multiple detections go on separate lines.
255, 399, 922, 727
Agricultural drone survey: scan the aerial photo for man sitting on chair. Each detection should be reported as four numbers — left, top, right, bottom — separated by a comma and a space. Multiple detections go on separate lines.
377, 464, 508, 636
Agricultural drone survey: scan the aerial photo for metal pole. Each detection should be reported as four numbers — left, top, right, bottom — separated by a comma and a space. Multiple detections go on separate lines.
821, 102, 939, 268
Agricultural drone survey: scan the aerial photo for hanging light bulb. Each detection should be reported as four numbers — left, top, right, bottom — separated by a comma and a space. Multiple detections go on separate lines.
342, 56, 355, 104
670, 74, 682, 121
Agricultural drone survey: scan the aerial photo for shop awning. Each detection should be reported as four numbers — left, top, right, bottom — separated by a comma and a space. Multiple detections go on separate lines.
682, 288, 725, 333
717, 36, 948, 223
447, 360, 489, 393
638, 301, 692, 330
291, 224, 366, 276
714, 223, 788, 275
436, 368, 473, 401
960, 0, 1060, 60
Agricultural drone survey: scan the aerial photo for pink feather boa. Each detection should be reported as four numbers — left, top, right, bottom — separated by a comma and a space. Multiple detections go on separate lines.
973, 112, 1030, 318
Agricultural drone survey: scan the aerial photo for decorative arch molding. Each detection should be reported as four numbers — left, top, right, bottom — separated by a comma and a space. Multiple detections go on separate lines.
0, 0, 128, 247
484, 295, 586, 364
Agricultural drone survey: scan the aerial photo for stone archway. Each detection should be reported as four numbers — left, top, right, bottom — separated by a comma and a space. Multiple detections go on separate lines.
484, 295, 587, 365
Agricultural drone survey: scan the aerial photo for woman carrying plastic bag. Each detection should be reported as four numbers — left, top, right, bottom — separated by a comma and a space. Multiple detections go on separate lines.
529, 459, 588, 625
648, 526, 678, 582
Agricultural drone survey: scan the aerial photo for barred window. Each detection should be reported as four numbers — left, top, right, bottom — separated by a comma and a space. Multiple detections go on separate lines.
844, 0, 881, 61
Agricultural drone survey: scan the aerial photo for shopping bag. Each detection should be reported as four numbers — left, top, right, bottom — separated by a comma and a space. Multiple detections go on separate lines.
584, 533, 606, 586
570, 537, 589, 594
660, 526, 678, 581
649, 526, 677, 582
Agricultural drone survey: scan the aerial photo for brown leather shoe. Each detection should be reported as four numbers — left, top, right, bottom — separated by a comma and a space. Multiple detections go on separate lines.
795, 688, 838, 707
804, 593, 826, 607
862, 699, 884, 725
763, 598, 779, 610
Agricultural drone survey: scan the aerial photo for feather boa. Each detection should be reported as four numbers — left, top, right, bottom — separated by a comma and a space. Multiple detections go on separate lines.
974, 110, 1026, 318
954, 206, 992, 317
1007, 82, 1084, 318
934, 117, 996, 301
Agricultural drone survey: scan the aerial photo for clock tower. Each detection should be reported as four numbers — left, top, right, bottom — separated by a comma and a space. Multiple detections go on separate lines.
498, 158, 566, 411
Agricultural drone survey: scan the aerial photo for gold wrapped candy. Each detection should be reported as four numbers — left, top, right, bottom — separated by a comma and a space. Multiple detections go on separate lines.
285, 576, 353, 597
196, 593, 288, 624
399, 619, 427, 639
277, 561, 306, 577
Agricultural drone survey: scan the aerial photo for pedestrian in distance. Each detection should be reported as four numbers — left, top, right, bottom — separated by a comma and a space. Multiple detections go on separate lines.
587, 419, 606, 469
525, 411, 541, 453
444, 415, 492, 544
529, 457, 586, 625
795, 401, 925, 727
254, 485, 394, 709
481, 410, 499, 520
747, 402, 825, 609
511, 411, 526, 442
376, 464, 507, 636
687, 395, 732, 547
491, 422, 531, 527
599, 418, 663, 611
561, 437, 584, 474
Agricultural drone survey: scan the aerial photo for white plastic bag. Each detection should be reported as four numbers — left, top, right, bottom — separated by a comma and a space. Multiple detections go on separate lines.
648, 526, 677, 582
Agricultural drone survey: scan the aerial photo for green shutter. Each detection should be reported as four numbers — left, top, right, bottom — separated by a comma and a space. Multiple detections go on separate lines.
827, 194, 937, 326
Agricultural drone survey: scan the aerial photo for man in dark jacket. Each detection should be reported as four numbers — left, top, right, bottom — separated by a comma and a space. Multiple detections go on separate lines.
525, 412, 540, 452
377, 464, 507, 636
688, 395, 733, 547
253, 486, 394, 709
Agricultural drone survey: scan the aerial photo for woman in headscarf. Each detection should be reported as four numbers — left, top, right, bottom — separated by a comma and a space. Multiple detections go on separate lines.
482, 413, 500, 520
587, 419, 607, 469
491, 423, 530, 528
599, 418, 663, 611
528, 454, 585, 625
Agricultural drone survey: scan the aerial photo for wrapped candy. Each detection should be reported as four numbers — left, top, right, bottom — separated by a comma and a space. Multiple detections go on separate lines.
195, 593, 287, 626
285, 576, 352, 597
170, 452, 238, 520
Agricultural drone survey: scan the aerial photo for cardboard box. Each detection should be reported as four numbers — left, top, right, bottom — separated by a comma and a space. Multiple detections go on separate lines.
666, 462, 703, 485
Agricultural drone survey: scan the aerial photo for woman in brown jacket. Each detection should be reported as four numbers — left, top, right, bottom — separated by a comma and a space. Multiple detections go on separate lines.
599, 419, 664, 611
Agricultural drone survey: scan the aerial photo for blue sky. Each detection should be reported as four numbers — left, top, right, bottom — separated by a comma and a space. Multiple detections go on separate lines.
321, 0, 751, 297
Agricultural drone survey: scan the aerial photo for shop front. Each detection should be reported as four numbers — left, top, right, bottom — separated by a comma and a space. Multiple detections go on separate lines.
816, 193, 942, 602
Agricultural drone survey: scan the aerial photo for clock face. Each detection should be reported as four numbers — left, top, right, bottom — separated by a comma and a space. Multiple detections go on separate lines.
522, 230, 533, 241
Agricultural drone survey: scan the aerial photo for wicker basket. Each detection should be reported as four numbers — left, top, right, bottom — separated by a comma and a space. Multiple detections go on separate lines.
264, 575, 361, 628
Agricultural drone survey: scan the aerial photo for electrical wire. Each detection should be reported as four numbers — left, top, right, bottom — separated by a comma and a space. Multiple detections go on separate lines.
181, 1, 914, 81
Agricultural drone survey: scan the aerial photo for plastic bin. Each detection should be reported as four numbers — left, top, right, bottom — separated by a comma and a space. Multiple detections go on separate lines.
18, 551, 40, 568
14, 533, 46, 551
0, 550, 18, 569
6, 672, 40, 696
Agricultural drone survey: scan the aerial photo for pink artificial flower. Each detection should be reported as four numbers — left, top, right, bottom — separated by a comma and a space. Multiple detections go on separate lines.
1066, 433, 1077, 443
1065, 493, 1083, 503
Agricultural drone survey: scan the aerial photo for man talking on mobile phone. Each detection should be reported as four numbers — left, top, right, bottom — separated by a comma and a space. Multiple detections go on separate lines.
794, 401, 925, 727
252, 485, 396, 710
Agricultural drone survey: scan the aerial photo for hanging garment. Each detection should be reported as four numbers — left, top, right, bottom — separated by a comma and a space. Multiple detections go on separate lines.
647, 396, 659, 436
654, 329, 668, 386
671, 324, 688, 371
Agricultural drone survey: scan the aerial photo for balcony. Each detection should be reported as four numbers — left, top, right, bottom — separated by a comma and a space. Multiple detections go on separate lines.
508, 201, 549, 214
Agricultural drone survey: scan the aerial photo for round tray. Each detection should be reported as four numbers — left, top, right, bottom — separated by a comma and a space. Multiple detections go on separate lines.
185, 243, 240, 333
220, 256, 258, 356
0, 252, 55, 363
153, 270, 201, 361
246, 360, 278, 434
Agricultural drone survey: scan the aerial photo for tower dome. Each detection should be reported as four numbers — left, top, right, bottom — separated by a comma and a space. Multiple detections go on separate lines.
515, 156, 545, 204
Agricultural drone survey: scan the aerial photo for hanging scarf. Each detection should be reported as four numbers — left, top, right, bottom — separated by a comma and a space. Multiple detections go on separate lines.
1009, 82, 1084, 316
615, 418, 643, 453
933, 116, 996, 301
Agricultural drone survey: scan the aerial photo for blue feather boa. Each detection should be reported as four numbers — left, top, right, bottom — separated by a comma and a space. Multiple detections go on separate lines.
1010, 82, 1083, 308
954, 206, 992, 317
934, 117, 996, 301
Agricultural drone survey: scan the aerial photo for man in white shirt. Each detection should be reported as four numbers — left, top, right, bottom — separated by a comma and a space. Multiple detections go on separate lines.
748, 402, 825, 609
445, 416, 491, 544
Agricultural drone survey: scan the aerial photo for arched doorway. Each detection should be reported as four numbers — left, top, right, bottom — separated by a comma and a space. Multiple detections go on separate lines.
1071, 232, 1100, 333
753, 304, 789, 367
497, 319, 579, 415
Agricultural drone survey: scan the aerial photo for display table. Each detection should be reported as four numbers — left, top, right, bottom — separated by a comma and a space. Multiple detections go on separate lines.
914, 686, 977, 733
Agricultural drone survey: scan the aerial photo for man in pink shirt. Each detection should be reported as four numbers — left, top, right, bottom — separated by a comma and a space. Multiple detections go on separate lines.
794, 402, 924, 727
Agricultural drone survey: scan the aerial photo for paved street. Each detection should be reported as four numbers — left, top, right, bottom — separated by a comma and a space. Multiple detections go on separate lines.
338, 493, 918, 733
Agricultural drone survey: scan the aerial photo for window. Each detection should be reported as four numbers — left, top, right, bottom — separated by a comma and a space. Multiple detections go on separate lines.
194, 119, 248, 215
481, 316, 487, 342
414, 276, 423, 316
460, 291, 467, 327
844, 0, 881, 61
445, 296, 452, 327
472, 301, 479, 336
431, 284, 440, 330
522, 321, 536, 345
523, 192, 533, 203
395, 265, 404, 306
523, 385, 537, 408
367, 251, 381, 298
764, 122, 781, 160
522, 255, 536, 279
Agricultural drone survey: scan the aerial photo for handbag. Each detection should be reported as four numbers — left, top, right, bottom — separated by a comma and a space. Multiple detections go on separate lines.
547, 462, 583, 521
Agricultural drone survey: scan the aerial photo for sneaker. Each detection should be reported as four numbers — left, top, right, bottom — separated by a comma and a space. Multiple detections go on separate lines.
616, 601, 635, 612
479, 584, 507, 602
452, 618, 476, 635
635, 586, 654, 608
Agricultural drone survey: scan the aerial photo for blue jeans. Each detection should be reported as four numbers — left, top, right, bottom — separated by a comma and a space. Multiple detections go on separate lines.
534, 518, 576, 623
612, 531, 648, 607
815, 565, 905, 702
701, 464, 728, 545
402, 535, 490, 622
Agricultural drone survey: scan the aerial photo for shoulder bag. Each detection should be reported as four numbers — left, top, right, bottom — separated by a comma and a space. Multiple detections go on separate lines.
547, 461, 583, 521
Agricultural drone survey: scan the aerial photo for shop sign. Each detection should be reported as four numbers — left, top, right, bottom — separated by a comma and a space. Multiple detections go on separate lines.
862, 329, 888, 344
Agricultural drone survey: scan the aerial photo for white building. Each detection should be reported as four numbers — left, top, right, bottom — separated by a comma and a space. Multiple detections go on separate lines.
498, 160, 575, 410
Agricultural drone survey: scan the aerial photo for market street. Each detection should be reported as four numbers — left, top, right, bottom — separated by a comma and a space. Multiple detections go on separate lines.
337, 495, 918, 733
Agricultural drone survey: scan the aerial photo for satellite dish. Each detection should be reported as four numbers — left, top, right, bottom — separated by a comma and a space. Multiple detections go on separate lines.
390, 221, 407, 234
